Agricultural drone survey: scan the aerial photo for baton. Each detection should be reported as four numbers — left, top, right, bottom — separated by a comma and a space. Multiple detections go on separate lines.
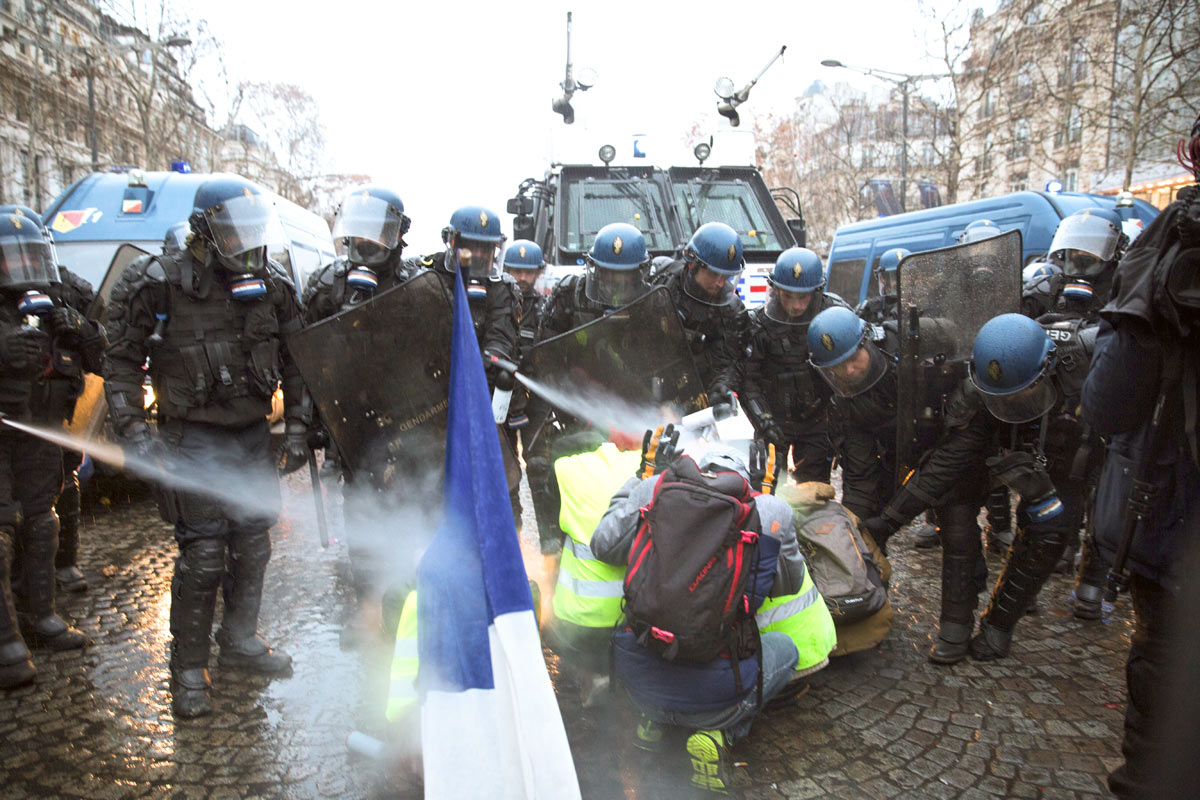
308, 449, 329, 549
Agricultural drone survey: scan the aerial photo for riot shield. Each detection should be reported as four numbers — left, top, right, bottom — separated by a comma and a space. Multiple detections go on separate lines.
894, 229, 1022, 480
524, 287, 705, 447
289, 271, 522, 492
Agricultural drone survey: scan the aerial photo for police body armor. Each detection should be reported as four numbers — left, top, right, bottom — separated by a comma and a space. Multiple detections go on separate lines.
747, 293, 847, 431
539, 273, 611, 339
509, 287, 545, 427
302, 255, 415, 321
855, 294, 898, 326
653, 261, 746, 390
0, 302, 44, 418
30, 268, 104, 426
420, 251, 518, 364
146, 254, 295, 426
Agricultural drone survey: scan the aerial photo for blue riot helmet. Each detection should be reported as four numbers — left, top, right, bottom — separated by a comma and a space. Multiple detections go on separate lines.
765, 247, 824, 324
682, 221, 744, 306
163, 221, 190, 258
0, 209, 60, 290
874, 247, 910, 296
585, 222, 649, 306
441, 205, 505, 280
808, 306, 889, 397
333, 185, 410, 268
1048, 208, 1126, 279
189, 176, 283, 274
969, 313, 1058, 423
957, 219, 1003, 244
502, 239, 546, 295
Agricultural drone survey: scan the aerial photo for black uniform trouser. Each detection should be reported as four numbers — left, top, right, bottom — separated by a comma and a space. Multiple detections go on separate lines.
55, 449, 83, 570
1, 431, 64, 628
158, 420, 279, 668
1108, 574, 1178, 798
838, 431, 893, 522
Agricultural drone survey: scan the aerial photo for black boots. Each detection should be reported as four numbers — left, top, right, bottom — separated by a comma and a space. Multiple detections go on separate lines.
1073, 534, 1109, 620
970, 525, 1070, 661
169, 539, 223, 718
0, 528, 36, 689
216, 531, 291, 674
929, 505, 983, 665
16, 512, 88, 650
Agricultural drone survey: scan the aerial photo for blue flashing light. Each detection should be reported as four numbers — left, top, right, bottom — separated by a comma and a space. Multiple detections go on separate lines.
171, 160, 192, 174
1045, 179, 1063, 194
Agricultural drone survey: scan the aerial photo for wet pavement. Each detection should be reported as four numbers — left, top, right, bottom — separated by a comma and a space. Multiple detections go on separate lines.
0, 470, 1132, 799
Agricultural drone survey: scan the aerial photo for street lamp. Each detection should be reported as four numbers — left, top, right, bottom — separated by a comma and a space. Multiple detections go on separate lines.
820, 58, 942, 212
714, 45, 787, 127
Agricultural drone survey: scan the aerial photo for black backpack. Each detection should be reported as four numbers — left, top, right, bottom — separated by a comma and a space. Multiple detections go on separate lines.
622, 456, 763, 667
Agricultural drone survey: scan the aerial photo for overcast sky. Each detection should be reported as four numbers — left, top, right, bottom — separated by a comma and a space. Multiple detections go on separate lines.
197, 0, 958, 253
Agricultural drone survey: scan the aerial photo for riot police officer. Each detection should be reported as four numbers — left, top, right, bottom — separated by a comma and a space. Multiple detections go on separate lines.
410, 206, 518, 390
807, 306, 896, 523
501, 239, 546, 528
742, 247, 849, 483
104, 177, 307, 716
303, 185, 413, 321
530, 223, 651, 554
958, 219, 1004, 243
651, 221, 748, 402
855, 247, 910, 325
1040, 208, 1127, 615
302, 185, 414, 645
1046, 208, 1128, 319
863, 315, 1088, 662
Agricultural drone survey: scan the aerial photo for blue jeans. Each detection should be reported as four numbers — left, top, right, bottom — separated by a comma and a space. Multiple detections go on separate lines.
634, 632, 799, 744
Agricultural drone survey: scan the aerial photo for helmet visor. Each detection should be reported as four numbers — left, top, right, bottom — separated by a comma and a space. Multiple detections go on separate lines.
976, 371, 1058, 423
1049, 214, 1119, 264
877, 269, 897, 296
343, 237, 391, 266
585, 262, 645, 307
333, 194, 403, 251
452, 238, 502, 280
1059, 249, 1108, 278
682, 263, 740, 307
205, 193, 284, 257
814, 339, 888, 398
764, 285, 816, 325
0, 231, 59, 288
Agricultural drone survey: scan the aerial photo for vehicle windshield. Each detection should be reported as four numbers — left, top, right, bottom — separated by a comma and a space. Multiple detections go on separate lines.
561, 177, 674, 254
673, 177, 784, 253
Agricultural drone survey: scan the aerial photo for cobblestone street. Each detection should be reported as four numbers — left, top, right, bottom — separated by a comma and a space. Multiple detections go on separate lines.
0, 471, 1132, 799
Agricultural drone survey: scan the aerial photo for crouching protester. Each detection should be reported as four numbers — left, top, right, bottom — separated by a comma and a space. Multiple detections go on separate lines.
541, 431, 642, 700
591, 433, 811, 795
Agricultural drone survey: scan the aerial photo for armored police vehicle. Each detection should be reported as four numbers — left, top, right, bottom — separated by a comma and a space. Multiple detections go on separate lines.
505, 141, 806, 308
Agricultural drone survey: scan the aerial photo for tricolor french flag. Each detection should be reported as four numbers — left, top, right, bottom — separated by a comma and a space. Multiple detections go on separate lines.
417, 268, 580, 799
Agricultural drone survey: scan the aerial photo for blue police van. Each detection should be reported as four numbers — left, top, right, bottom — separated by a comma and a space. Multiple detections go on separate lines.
824, 190, 1159, 306
41, 169, 336, 464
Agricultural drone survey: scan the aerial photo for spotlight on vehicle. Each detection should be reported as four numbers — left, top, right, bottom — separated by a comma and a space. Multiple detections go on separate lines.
598, 144, 616, 165
694, 142, 712, 165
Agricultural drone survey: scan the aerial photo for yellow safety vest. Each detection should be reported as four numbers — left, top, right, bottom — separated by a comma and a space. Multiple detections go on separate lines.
552, 444, 640, 628
385, 590, 419, 722
756, 562, 837, 674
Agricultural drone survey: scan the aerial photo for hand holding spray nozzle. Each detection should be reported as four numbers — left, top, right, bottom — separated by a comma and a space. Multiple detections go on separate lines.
485, 353, 521, 425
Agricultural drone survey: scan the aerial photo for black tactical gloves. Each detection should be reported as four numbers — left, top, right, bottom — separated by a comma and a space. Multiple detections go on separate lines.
276, 420, 310, 475
748, 439, 782, 494
639, 424, 681, 480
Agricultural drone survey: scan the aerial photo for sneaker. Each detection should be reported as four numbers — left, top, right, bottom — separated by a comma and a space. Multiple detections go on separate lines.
685, 729, 730, 795
633, 715, 664, 753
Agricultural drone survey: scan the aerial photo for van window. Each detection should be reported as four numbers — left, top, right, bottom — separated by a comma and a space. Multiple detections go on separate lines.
672, 177, 784, 253
290, 242, 324, 289
561, 178, 673, 253
826, 258, 866, 303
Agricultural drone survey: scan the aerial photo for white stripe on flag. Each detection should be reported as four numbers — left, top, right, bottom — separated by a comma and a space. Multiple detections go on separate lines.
422, 610, 581, 799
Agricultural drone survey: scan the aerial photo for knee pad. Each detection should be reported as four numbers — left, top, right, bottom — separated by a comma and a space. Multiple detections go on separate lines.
180, 538, 227, 585
230, 528, 271, 572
